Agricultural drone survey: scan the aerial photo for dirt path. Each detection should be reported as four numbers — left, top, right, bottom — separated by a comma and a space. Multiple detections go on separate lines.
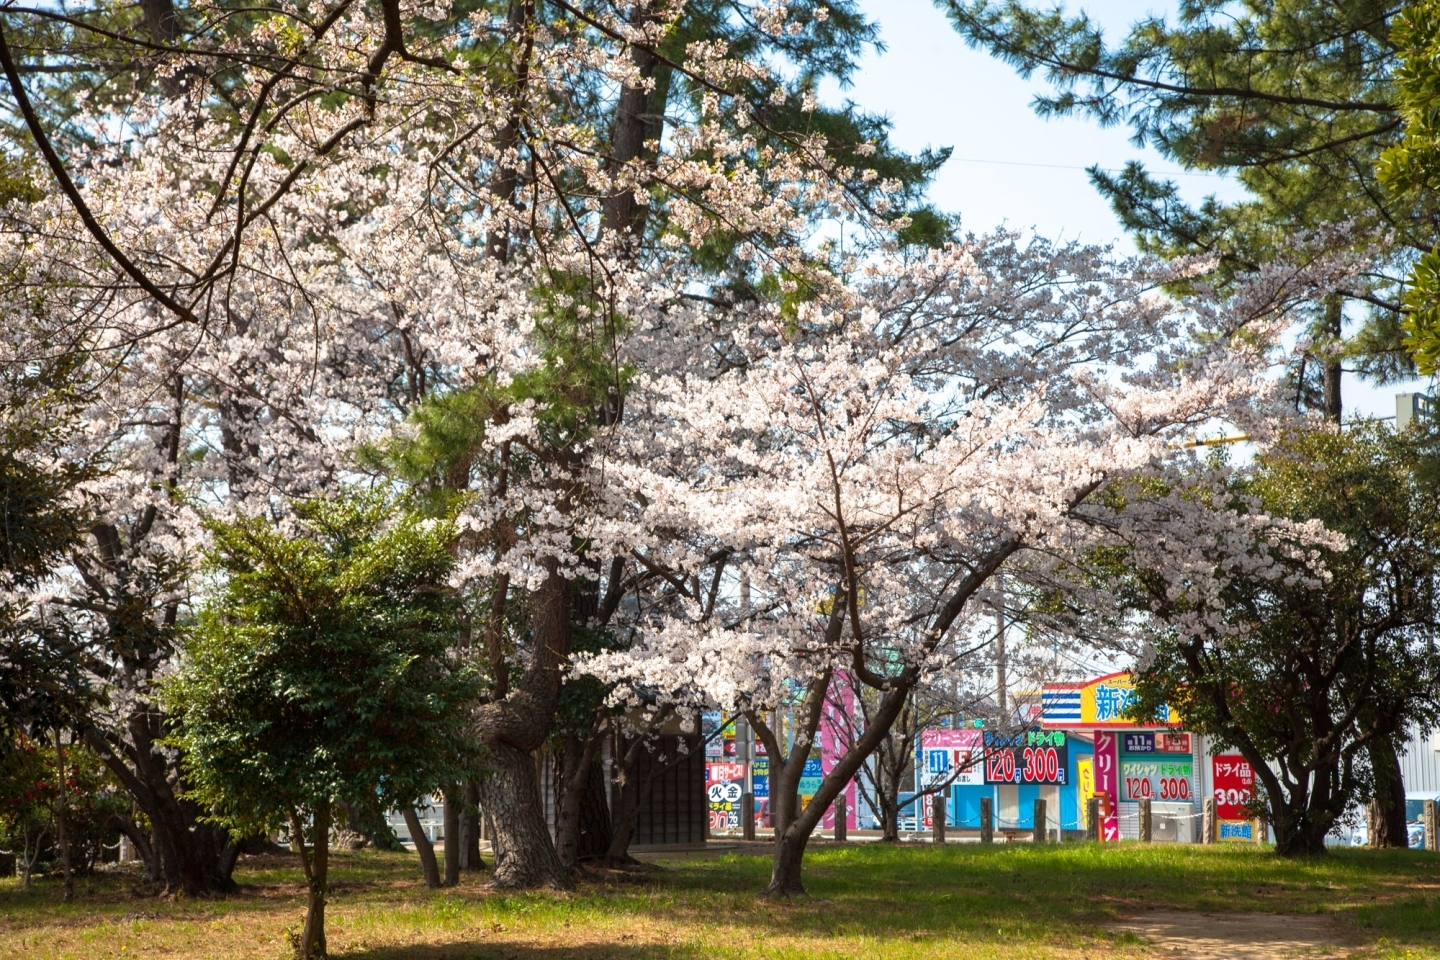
1108, 911, 1347, 959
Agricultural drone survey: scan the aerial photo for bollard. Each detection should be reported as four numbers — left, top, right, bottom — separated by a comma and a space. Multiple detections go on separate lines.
1086, 797, 1099, 842
1202, 797, 1217, 844
1424, 799, 1438, 853
1032, 799, 1047, 844
834, 796, 847, 843
932, 794, 947, 844
1139, 798, 1152, 843
742, 793, 756, 841
980, 796, 994, 844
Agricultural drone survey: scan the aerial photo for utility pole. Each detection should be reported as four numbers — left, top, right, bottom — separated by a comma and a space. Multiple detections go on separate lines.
995, 578, 1007, 723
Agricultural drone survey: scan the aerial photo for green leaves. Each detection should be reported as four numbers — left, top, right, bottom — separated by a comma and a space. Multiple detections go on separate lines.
165, 491, 477, 839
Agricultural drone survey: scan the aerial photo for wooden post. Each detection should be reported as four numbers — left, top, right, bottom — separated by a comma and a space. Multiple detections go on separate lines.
834, 796, 847, 842
1086, 797, 1099, 842
1202, 797, 1217, 844
1139, 798, 1152, 843
932, 794, 947, 844
1032, 799, 1046, 844
1424, 799, 1438, 853
742, 793, 756, 841
980, 796, 993, 844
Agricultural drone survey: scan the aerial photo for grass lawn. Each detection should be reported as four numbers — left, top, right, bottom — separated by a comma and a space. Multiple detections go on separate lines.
1, 841, 1438, 959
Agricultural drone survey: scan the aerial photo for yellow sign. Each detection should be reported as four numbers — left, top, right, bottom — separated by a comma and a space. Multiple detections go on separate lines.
1077, 758, 1095, 800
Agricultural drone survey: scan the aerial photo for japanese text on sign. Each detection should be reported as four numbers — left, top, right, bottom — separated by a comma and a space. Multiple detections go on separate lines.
983, 730, 1068, 785
1211, 754, 1255, 820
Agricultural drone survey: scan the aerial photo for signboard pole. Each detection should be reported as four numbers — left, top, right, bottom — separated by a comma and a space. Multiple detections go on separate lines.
1139, 798, 1152, 843
931, 795, 947, 844
1202, 797, 1217, 844
1032, 799, 1046, 844
834, 797, 847, 842
1086, 797, 1099, 841
980, 796, 993, 844
1424, 800, 1438, 852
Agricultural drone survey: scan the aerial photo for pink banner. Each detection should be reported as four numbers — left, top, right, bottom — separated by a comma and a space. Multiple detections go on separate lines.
1093, 730, 1119, 805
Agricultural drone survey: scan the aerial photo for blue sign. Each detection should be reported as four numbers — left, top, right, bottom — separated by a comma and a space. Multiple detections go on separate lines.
1219, 820, 1254, 841
1124, 733, 1156, 754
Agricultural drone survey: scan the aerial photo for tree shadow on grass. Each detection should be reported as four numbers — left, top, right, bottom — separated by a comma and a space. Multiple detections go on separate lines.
343, 943, 683, 960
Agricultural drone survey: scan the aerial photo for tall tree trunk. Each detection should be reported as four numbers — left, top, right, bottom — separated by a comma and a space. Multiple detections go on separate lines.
442, 787, 460, 886
402, 807, 441, 889
1367, 737, 1409, 849
879, 754, 902, 843
575, 759, 614, 861
292, 802, 330, 960
1322, 293, 1343, 423
471, 560, 572, 889
463, 779, 484, 871
554, 725, 604, 869
53, 728, 73, 903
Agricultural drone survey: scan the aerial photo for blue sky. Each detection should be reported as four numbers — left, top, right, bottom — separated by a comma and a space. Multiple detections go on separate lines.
824, 0, 1427, 422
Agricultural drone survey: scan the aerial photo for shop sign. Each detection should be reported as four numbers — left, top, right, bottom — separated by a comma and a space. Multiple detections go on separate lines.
920, 729, 985, 786
1077, 758, 1095, 800
1219, 820, 1255, 842
706, 763, 746, 830
752, 756, 769, 799
1124, 732, 1193, 754
1211, 755, 1256, 820
1093, 731, 1119, 803
1041, 672, 1180, 728
1120, 760, 1193, 802
983, 730, 1069, 785
1101, 815, 1121, 842
798, 755, 823, 808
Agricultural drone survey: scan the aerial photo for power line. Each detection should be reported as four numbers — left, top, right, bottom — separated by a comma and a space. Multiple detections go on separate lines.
948, 156, 1228, 179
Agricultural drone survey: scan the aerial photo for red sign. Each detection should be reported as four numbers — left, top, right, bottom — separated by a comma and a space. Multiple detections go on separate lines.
1157, 733, 1191, 753
1211, 754, 1255, 820
1101, 815, 1120, 842
1093, 731, 1119, 804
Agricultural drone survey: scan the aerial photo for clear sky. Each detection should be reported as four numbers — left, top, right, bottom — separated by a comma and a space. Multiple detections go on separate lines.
824, 0, 1428, 422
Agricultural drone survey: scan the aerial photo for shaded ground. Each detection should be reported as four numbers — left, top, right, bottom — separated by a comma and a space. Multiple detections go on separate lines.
1, 843, 1436, 959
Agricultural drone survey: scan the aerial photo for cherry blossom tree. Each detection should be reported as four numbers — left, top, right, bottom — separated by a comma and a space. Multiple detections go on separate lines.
581, 232, 1359, 895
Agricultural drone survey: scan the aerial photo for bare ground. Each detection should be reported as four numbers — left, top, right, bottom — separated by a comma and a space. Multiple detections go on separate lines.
1108, 910, 1349, 960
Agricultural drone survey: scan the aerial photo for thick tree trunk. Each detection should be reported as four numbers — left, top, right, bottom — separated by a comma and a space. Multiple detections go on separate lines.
403, 807, 442, 889
476, 742, 569, 889
762, 828, 810, 898
53, 728, 73, 903
1367, 738, 1409, 848
84, 722, 238, 896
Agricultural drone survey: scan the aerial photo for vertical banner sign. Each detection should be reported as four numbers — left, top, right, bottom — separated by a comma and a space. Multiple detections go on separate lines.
706, 763, 746, 831
1093, 731, 1119, 806
1077, 758, 1095, 801
1212, 755, 1256, 820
